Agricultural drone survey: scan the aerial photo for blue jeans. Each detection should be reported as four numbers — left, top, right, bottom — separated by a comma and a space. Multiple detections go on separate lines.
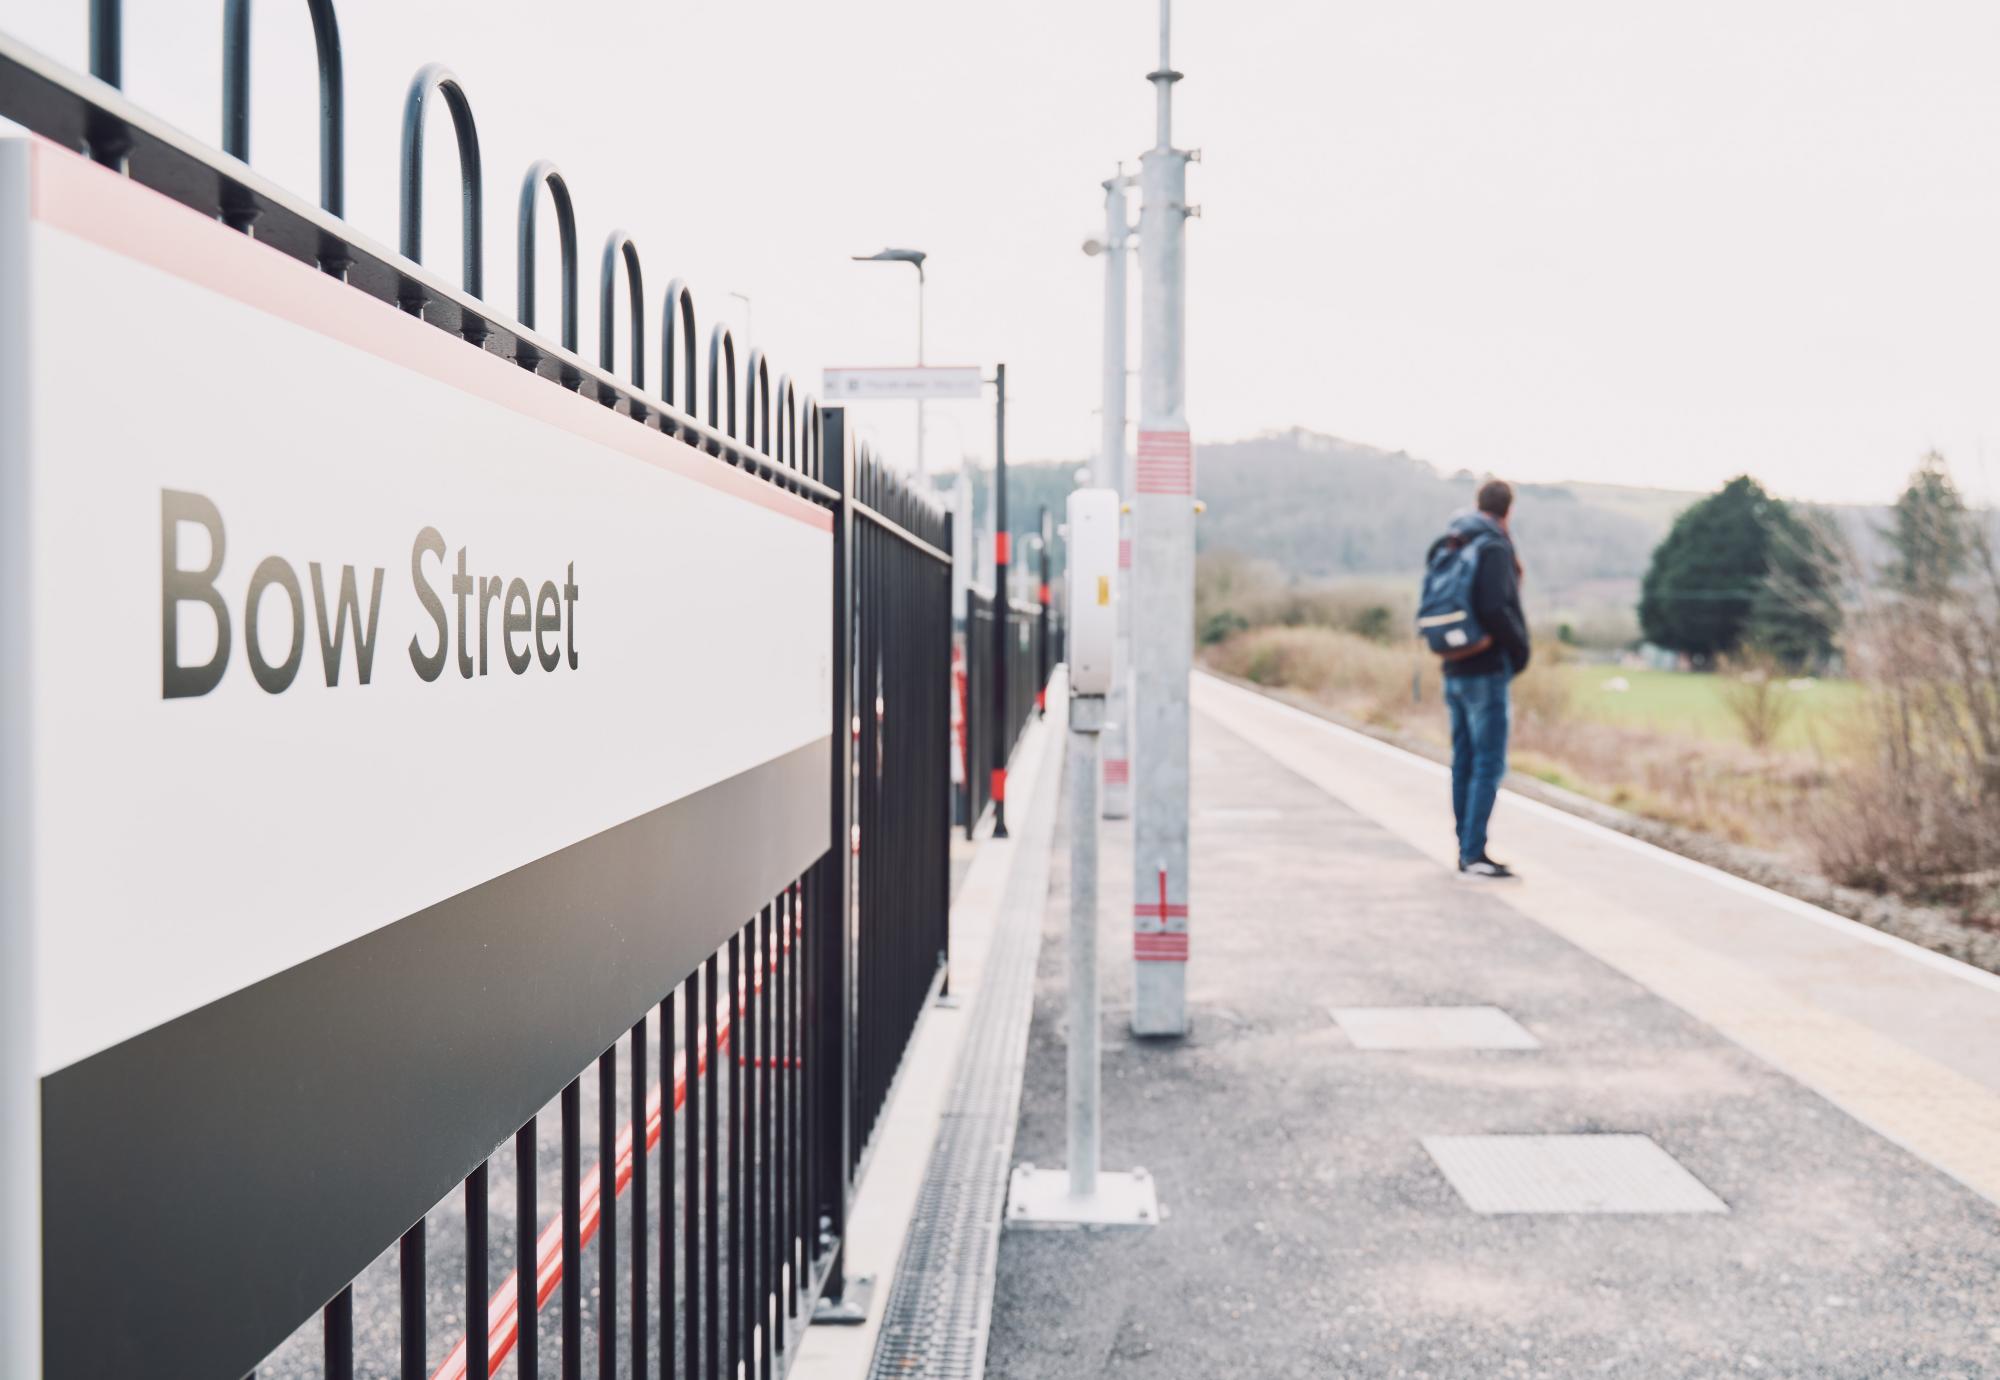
1446, 669, 1511, 864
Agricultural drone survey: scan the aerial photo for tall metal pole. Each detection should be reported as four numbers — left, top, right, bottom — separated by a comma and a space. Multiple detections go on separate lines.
915, 265, 927, 481
1066, 693, 1104, 1195
1131, 0, 1193, 1036
1098, 171, 1135, 820
991, 363, 1010, 839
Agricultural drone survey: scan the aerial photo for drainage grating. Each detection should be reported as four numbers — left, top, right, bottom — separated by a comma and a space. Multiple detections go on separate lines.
865, 730, 1062, 1380
1330, 1005, 1541, 1050
1423, 1134, 1729, 1215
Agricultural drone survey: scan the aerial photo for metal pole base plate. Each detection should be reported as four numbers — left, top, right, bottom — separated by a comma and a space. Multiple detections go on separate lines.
1005, 1164, 1159, 1230
811, 1273, 876, 1326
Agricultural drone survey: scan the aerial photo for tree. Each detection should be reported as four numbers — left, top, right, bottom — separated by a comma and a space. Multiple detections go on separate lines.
1639, 476, 1775, 660
1882, 453, 1970, 598
1747, 504, 1843, 668
1638, 475, 1839, 667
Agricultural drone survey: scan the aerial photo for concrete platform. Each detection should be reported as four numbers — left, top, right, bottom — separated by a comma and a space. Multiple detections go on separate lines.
984, 674, 2000, 1379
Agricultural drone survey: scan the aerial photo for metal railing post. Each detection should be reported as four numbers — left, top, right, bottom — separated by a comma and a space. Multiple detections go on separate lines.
990, 363, 1010, 838
813, 407, 871, 1324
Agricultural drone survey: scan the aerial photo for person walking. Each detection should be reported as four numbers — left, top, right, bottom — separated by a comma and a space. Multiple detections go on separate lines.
1421, 479, 1530, 879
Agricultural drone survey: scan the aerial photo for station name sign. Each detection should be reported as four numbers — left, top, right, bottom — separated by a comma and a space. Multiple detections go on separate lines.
162, 489, 584, 697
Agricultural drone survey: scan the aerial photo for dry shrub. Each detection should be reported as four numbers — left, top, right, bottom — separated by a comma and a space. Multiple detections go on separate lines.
1810, 752, 1999, 898
1718, 651, 1796, 750
1208, 625, 1426, 723
1510, 657, 1573, 733
1196, 552, 1411, 646
1810, 606, 2000, 900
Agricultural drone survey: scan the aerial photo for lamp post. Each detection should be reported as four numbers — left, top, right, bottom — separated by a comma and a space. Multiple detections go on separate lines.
850, 247, 927, 478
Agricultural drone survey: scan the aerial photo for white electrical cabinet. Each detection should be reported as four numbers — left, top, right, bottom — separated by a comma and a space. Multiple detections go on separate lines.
1065, 487, 1119, 695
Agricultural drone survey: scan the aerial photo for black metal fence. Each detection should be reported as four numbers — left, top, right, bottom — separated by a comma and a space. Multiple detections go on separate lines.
840, 426, 956, 1169
962, 589, 1048, 839
0, 13, 1052, 1380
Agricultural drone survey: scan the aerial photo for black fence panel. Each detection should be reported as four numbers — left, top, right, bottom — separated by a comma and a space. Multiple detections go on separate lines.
843, 436, 954, 1168
0, 24, 967, 1380
960, 588, 1053, 839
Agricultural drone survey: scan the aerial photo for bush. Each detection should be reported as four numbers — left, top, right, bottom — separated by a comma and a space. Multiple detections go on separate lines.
1719, 651, 1795, 750
1209, 625, 1424, 718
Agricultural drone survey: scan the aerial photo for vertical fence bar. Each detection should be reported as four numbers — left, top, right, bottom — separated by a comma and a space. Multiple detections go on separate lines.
400, 1220, 426, 1380
324, 1287, 354, 1380
467, 1163, 489, 1380
684, 971, 701, 1380
631, 1015, 647, 1380
562, 1078, 581, 1380
704, 953, 720, 1380
598, 1045, 616, 1380
818, 410, 855, 1298
727, 930, 742, 1379
517, 1121, 538, 1380
761, 902, 776, 1377
660, 990, 676, 1380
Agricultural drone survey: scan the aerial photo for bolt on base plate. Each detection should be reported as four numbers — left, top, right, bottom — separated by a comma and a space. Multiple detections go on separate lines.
1005, 1164, 1159, 1230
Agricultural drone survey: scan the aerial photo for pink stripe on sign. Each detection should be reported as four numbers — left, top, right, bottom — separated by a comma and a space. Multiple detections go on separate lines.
24, 138, 831, 534
1135, 430, 1194, 495
1103, 758, 1130, 785
1118, 538, 1132, 570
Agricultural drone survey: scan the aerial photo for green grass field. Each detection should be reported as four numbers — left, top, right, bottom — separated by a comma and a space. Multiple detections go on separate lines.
1551, 665, 1865, 753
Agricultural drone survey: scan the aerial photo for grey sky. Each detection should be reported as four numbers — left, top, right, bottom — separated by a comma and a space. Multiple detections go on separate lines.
5, 1, 1998, 504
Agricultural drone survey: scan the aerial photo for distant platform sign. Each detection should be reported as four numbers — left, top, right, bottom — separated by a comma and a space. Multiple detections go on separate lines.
823, 365, 983, 400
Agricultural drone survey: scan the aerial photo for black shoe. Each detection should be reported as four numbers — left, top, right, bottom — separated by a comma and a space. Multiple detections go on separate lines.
1462, 856, 1515, 879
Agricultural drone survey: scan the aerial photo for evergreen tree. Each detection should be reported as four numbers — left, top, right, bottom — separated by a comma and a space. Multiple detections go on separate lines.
1639, 476, 1776, 660
1882, 453, 1969, 598
1747, 505, 1843, 668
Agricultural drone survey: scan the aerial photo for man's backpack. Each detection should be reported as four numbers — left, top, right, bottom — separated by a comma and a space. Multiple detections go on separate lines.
1416, 533, 1494, 661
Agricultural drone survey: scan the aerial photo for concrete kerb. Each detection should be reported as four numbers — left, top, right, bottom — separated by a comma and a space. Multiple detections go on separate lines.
788, 675, 1069, 1380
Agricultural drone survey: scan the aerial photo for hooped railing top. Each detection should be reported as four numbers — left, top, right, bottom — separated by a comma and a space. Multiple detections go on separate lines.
221, 0, 344, 218
9, 9, 835, 503
398, 63, 481, 312
516, 159, 578, 354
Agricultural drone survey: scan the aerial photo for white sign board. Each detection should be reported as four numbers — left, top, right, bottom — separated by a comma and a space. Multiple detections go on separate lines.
1, 139, 832, 1077
3, 136, 840, 1380
822, 365, 983, 400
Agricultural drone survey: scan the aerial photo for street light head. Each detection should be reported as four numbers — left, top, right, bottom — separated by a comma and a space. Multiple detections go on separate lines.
853, 247, 927, 270
1082, 238, 1106, 257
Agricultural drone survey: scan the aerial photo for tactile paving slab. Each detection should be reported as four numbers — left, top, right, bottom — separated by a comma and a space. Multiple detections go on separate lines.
1330, 1005, 1540, 1050
1423, 1134, 1728, 1214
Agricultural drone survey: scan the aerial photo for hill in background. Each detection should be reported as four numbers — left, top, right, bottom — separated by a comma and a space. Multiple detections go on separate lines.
960, 428, 1902, 642
1189, 429, 1688, 616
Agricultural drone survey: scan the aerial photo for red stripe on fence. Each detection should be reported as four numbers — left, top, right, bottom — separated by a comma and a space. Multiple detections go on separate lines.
991, 767, 1007, 803
1103, 758, 1130, 785
1118, 539, 1132, 570
995, 530, 1011, 564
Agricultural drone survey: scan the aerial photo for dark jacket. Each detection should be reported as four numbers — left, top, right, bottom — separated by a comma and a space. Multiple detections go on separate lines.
1424, 512, 1530, 678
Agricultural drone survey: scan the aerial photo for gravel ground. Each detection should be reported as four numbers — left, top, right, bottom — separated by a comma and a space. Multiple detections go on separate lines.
985, 709, 2000, 1380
